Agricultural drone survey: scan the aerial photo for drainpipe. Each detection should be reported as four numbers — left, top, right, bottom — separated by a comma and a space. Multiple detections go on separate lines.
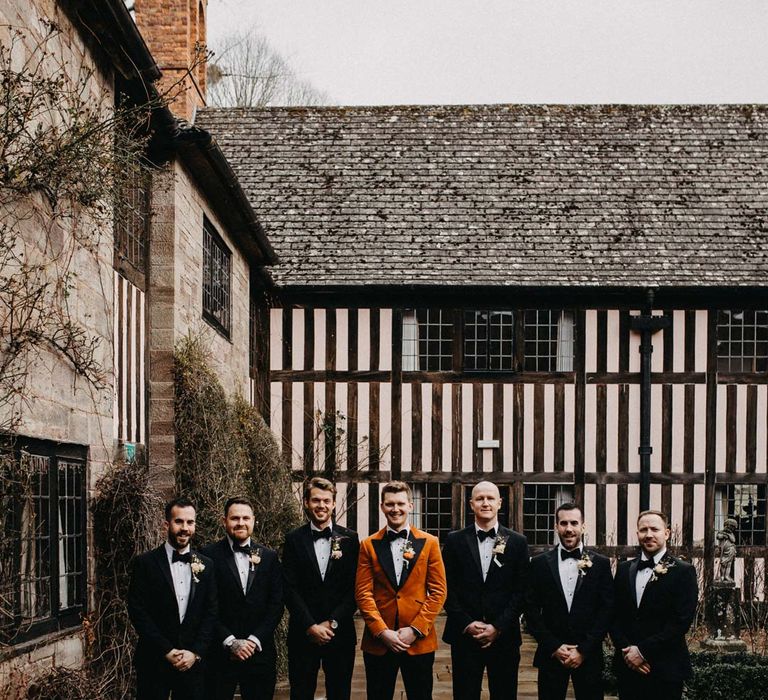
629, 290, 671, 511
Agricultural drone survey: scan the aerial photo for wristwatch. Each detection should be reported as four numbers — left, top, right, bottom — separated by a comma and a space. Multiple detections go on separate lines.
329, 619, 339, 630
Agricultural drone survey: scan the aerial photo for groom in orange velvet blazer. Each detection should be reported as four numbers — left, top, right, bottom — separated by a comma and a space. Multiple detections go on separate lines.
355, 481, 447, 700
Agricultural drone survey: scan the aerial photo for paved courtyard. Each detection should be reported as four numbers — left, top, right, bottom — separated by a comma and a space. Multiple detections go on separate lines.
272, 616, 614, 699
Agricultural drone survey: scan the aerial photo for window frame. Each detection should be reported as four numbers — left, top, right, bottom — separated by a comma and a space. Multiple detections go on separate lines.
202, 217, 232, 339
715, 483, 766, 547
0, 438, 88, 646
716, 309, 768, 374
522, 483, 575, 547
409, 482, 454, 543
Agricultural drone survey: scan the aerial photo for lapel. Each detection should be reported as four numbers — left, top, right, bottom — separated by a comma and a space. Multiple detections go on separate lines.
638, 554, 671, 611
325, 524, 346, 580
629, 558, 640, 608
153, 545, 175, 598
245, 543, 260, 595
464, 526, 484, 580
484, 526, 507, 582
398, 529, 426, 589
301, 525, 324, 581
188, 551, 198, 606
372, 531, 399, 591
222, 539, 245, 596
547, 546, 568, 605
572, 548, 588, 600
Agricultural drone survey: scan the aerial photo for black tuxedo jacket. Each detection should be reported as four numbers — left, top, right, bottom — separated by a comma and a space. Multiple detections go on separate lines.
201, 538, 283, 657
442, 525, 529, 647
282, 522, 360, 646
610, 554, 698, 683
127, 545, 218, 668
525, 547, 614, 668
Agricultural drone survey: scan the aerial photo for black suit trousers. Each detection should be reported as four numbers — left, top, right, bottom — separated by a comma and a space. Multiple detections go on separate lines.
450, 636, 520, 700
537, 660, 603, 700
617, 672, 683, 700
363, 651, 434, 700
288, 640, 355, 700
136, 661, 205, 700
211, 653, 276, 700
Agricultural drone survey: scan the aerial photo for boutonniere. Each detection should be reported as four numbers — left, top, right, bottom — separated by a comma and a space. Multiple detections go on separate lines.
492, 535, 508, 567
190, 553, 205, 583
650, 557, 675, 582
249, 548, 261, 572
576, 551, 593, 577
402, 539, 415, 567
330, 536, 344, 560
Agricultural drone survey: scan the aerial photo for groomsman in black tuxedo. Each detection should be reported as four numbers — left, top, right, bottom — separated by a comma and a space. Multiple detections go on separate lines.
202, 497, 283, 700
611, 510, 698, 700
283, 477, 360, 700
442, 480, 530, 700
526, 502, 614, 700
128, 497, 218, 700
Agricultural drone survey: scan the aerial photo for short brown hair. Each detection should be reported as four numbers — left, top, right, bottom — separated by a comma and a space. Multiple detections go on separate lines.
224, 496, 254, 517
637, 509, 669, 528
381, 480, 412, 502
303, 476, 337, 501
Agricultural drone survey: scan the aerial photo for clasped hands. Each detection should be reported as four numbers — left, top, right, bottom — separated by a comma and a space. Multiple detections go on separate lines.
621, 645, 651, 675
379, 626, 418, 652
307, 620, 336, 646
164, 648, 198, 671
464, 621, 500, 648
229, 639, 258, 661
552, 644, 584, 669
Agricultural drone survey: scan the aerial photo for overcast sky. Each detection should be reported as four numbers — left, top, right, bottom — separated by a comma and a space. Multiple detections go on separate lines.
206, 0, 768, 106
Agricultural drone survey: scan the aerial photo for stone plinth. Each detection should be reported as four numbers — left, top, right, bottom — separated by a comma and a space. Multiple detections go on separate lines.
701, 581, 747, 652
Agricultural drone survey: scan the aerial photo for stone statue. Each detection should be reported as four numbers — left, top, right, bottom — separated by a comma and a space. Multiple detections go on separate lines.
716, 518, 737, 582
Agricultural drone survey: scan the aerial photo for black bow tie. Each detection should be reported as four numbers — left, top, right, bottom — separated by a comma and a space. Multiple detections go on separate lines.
386, 529, 407, 542
477, 528, 497, 542
312, 527, 332, 541
233, 543, 252, 555
172, 551, 191, 564
638, 558, 656, 571
560, 548, 581, 561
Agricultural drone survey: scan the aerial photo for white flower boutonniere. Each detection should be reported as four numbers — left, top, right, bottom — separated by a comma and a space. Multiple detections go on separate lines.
402, 539, 415, 568
650, 557, 675, 582
190, 553, 205, 583
249, 548, 261, 572
492, 535, 508, 567
330, 536, 344, 560
576, 551, 593, 577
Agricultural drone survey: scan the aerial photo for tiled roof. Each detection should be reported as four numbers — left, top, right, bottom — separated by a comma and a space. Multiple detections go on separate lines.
195, 104, 768, 288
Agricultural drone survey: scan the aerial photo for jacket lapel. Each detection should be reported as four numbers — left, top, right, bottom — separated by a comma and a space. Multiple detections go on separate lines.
464, 527, 484, 581
153, 545, 175, 598
629, 558, 640, 607
398, 530, 426, 589
301, 526, 324, 581
572, 548, 588, 600
547, 547, 568, 605
372, 532, 399, 591
245, 543, 260, 594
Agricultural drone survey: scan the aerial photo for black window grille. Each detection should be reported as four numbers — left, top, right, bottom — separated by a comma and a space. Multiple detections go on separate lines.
203, 219, 231, 336
464, 310, 515, 370
522, 483, 575, 546
523, 309, 575, 372
402, 309, 453, 371
716, 484, 766, 546
114, 159, 150, 274
716, 310, 768, 372
0, 441, 87, 645
411, 483, 453, 542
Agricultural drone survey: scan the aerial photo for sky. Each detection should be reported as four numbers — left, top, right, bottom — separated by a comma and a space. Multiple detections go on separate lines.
206, 0, 768, 106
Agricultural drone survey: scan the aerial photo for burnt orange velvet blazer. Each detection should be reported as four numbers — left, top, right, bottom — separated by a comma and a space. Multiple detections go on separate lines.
355, 526, 447, 656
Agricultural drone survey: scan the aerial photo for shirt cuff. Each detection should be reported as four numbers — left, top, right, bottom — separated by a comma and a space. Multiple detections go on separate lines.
222, 635, 235, 649
410, 625, 424, 638
248, 635, 262, 652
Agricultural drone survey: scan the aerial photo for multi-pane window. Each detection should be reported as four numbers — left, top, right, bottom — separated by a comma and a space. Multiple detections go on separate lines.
464, 310, 515, 370
410, 483, 453, 542
0, 441, 87, 644
523, 309, 575, 372
114, 157, 150, 274
402, 309, 453, 371
716, 310, 768, 372
203, 218, 232, 336
715, 484, 766, 546
522, 484, 575, 546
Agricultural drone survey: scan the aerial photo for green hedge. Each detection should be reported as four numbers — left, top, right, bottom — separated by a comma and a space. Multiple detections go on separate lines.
602, 647, 768, 699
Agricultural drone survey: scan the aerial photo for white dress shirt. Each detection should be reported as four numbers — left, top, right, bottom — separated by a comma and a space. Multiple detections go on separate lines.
222, 537, 262, 652
387, 526, 410, 584
164, 541, 191, 623
311, 522, 333, 580
475, 522, 498, 581
635, 548, 666, 606
557, 543, 583, 612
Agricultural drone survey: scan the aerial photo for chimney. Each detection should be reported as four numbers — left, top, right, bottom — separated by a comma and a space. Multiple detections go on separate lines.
134, 0, 208, 121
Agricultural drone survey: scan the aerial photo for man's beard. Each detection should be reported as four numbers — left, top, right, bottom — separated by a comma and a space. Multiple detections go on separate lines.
168, 531, 190, 549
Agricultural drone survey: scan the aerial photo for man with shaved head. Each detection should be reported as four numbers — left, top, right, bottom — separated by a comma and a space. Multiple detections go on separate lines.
442, 481, 529, 699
